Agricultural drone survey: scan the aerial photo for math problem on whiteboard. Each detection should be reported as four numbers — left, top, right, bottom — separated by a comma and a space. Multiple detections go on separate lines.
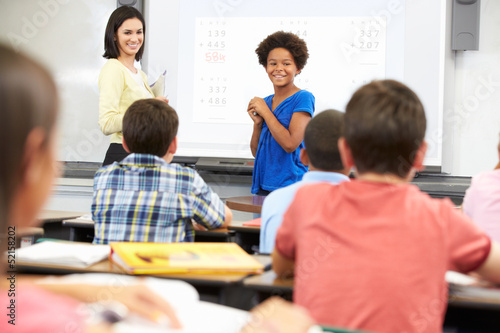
193, 17, 386, 124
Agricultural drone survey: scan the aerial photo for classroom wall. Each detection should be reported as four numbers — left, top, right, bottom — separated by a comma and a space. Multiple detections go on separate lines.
0, 0, 499, 181
0, 0, 116, 164
445, 0, 500, 176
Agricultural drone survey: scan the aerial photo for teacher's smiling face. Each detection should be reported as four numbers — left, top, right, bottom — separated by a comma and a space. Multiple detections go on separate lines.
115, 18, 144, 58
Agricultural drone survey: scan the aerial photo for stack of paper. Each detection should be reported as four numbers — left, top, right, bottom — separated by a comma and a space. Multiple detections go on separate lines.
150, 70, 166, 97
17, 241, 110, 268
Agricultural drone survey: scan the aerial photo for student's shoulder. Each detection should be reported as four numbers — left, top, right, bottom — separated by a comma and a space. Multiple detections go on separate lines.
405, 184, 463, 220
263, 181, 302, 207
291, 90, 315, 113
291, 90, 315, 103
471, 169, 500, 187
294, 181, 340, 200
95, 162, 120, 176
296, 89, 314, 98
167, 163, 199, 179
93, 163, 124, 187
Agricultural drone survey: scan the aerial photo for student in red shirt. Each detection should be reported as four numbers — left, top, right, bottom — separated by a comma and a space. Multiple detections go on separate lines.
272, 79, 500, 333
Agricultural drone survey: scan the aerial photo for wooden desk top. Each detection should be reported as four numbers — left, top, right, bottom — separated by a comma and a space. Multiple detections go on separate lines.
228, 220, 261, 233
243, 270, 293, 292
63, 218, 94, 228
226, 196, 265, 214
18, 257, 256, 286
39, 210, 87, 223
63, 218, 235, 237
244, 272, 500, 310
17, 241, 270, 287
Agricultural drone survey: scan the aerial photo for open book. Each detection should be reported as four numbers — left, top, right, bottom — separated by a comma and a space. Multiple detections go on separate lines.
446, 271, 500, 302
110, 242, 264, 275
16, 241, 109, 268
39, 273, 250, 332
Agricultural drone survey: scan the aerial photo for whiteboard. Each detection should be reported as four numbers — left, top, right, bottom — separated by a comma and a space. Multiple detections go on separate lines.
145, 0, 447, 166
0, 0, 448, 166
0, 0, 116, 163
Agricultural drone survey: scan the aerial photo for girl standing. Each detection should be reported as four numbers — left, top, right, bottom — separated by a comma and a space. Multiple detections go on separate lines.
248, 31, 315, 194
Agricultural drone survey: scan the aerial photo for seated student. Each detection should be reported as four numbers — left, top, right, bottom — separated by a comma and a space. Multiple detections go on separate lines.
462, 133, 500, 242
92, 99, 232, 244
259, 109, 349, 254
272, 80, 500, 333
0, 44, 181, 332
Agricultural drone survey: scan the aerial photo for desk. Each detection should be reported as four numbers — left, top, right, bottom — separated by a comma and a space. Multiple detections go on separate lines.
228, 220, 261, 254
226, 196, 265, 214
243, 271, 500, 332
17, 249, 271, 309
17, 227, 44, 248
39, 210, 87, 241
228, 220, 261, 234
38, 210, 86, 223
62, 217, 94, 242
63, 217, 236, 243
243, 270, 293, 300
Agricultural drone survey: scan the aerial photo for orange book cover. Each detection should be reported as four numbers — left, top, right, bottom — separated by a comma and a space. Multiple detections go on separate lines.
110, 242, 264, 275
242, 217, 261, 226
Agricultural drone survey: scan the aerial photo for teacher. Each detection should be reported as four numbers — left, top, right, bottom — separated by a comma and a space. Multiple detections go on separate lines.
99, 6, 168, 166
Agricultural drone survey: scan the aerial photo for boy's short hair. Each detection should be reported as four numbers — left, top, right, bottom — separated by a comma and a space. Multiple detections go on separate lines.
304, 109, 344, 171
123, 99, 178, 157
255, 31, 309, 71
344, 80, 426, 178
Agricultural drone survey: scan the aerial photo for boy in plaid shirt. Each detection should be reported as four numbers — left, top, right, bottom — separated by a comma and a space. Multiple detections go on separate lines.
92, 99, 232, 244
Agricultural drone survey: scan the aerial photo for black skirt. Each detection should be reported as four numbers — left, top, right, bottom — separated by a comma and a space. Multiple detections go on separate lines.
102, 143, 129, 166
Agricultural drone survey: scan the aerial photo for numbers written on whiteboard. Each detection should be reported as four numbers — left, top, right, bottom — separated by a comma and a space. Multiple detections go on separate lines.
199, 79, 229, 107
205, 51, 226, 63
208, 29, 226, 37
359, 29, 380, 38
356, 26, 382, 50
208, 97, 226, 105
208, 86, 227, 94
204, 41, 225, 49
359, 41, 379, 49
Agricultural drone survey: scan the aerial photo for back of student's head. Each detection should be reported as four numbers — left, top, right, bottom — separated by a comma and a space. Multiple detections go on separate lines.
0, 44, 58, 233
122, 99, 178, 157
344, 80, 426, 178
304, 109, 344, 171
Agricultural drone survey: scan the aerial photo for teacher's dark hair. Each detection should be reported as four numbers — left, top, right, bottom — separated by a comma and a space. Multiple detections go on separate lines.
103, 6, 146, 61
0, 44, 58, 242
